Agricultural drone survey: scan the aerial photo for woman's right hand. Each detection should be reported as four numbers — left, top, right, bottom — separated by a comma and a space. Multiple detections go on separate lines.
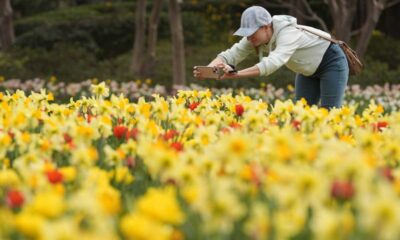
216, 63, 235, 74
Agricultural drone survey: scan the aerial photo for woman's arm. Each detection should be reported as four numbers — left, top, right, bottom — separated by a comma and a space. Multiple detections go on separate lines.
207, 57, 226, 67
217, 37, 253, 66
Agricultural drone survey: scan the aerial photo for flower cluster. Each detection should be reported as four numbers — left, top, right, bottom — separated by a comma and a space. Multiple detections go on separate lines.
2, 78, 400, 112
0, 83, 399, 239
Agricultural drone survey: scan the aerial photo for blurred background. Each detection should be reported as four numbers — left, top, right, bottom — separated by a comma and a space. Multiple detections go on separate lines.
0, 0, 399, 90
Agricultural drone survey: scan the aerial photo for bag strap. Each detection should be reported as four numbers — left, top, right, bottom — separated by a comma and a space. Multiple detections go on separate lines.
296, 25, 342, 45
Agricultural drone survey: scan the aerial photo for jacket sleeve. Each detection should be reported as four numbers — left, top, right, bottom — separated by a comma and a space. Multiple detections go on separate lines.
217, 37, 254, 66
256, 26, 302, 76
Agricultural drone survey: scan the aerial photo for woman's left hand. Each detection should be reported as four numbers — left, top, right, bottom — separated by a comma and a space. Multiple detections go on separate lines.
216, 63, 238, 80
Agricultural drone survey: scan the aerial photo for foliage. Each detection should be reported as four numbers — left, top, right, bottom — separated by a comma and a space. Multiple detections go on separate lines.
12, 0, 60, 18
366, 31, 400, 70
350, 58, 400, 86
14, 2, 135, 59
0, 44, 98, 81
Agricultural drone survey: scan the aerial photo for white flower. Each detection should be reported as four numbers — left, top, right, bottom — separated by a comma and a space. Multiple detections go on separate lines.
90, 82, 110, 98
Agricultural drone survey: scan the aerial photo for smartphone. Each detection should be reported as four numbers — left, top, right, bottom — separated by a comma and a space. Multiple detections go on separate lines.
194, 66, 224, 79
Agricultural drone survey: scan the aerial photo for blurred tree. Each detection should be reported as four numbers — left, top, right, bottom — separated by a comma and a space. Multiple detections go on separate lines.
260, 0, 328, 31
378, 3, 400, 38
130, 0, 146, 75
0, 0, 15, 51
130, 0, 164, 78
324, 0, 358, 43
356, 0, 400, 58
319, 0, 400, 59
289, 0, 305, 24
168, 0, 185, 87
143, 0, 163, 76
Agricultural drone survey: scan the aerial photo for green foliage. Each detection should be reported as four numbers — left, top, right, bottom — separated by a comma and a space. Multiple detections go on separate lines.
350, 58, 400, 85
181, 1, 246, 45
366, 31, 400, 69
12, 0, 133, 18
14, 2, 135, 59
12, 0, 59, 18
0, 43, 98, 81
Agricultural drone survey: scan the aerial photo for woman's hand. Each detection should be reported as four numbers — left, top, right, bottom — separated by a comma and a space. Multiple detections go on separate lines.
216, 63, 238, 80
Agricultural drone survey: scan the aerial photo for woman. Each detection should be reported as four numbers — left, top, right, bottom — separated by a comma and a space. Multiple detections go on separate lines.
193, 6, 349, 109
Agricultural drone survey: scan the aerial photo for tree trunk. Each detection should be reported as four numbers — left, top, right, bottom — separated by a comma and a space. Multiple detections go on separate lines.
142, 0, 163, 76
130, 0, 147, 75
356, 0, 387, 58
289, 0, 305, 24
378, 3, 400, 38
327, 0, 358, 42
0, 0, 15, 51
168, 0, 186, 87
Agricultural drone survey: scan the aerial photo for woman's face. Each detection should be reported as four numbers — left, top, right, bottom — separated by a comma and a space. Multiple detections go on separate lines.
247, 24, 273, 47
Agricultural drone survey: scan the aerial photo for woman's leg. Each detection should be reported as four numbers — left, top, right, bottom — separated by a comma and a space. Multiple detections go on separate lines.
295, 74, 320, 106
319, 44, 349, 109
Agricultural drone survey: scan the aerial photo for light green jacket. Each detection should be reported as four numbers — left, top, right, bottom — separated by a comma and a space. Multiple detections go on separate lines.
218, 15, 331, 77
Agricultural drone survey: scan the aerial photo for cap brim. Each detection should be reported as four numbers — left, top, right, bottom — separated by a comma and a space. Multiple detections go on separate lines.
233, 27, 258, 37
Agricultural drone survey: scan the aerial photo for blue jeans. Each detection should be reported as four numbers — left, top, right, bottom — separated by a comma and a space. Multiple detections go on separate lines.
295, 43, 349, 109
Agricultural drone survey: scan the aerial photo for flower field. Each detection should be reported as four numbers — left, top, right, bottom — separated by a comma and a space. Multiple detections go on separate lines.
2, 78, 400, 112
1, 82, 400, 240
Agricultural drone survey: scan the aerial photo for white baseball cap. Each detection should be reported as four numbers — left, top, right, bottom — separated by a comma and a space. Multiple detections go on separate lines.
233, 6, 272, 37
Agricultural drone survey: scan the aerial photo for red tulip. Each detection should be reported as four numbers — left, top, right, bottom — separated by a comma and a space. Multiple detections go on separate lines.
163, 129, 179, 141
87, 114, 96, 123
331, 180, 355, 200
46, 169, 64, 184
8, 131, 15, 139
188, 102, 200, 111
125, 128, 139, 141
292, 120, 301, 130
380, 167, 395, 182
170, 142, 184, 152
113, 125, 128, 139
125, 156, 136, 168
229, 122, 242, 129
235, 104, 244, 116
63, 133, 73, 143
376, 121, 388, 131
220, 127, 231, 134
6, 190, 24, 208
